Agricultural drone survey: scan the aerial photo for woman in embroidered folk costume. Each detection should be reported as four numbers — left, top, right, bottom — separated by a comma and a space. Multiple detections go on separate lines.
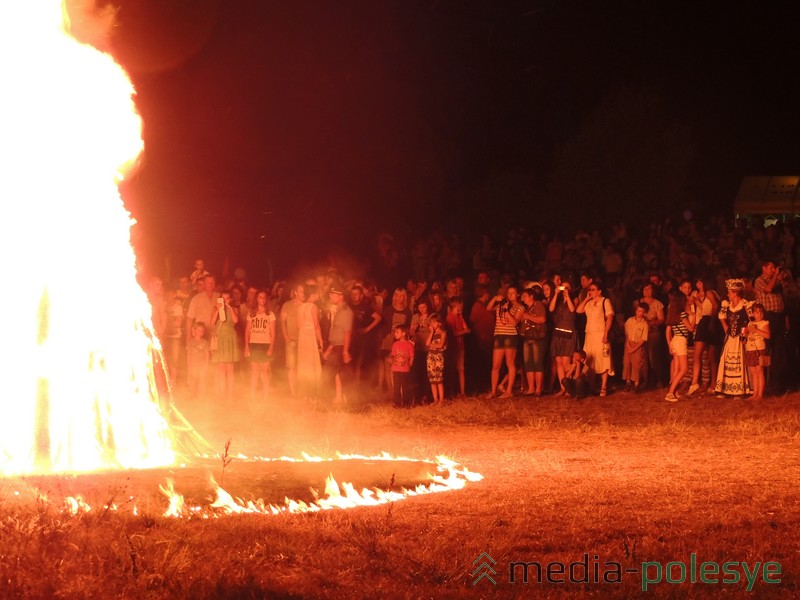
714, 279, 752, 398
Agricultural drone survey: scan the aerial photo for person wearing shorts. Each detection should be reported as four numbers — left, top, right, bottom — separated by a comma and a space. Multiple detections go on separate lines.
486, 286, 524, 398
664, 281, 695, 402
245, 290, 276, 402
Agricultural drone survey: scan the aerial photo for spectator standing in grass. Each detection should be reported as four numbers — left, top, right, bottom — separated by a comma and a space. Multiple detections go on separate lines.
519, 287, 547, 397
576, 283, 614, 396
549, 282, 578, 396
468, 284, 495, 393
445, 296, 471, 397
210, 289, 240, 403
186, 275, 219, 344
349, 284, 382, 385
322, 284, 353, 407
664, 281, 695, 402
622, 302, 648, 393
389, 324, 415, 408
688, 277, 723, 396
297, 284, 323, 402
744, 303, 770, 401
426, 313, 447, 405
162, 288, 185, 386
714, 279, 752, 399
638, 283, 666, 388
186, 322, 210, 400
244, 290, 276, 403
754, 260, 787, 392
486, 285, 524, 398
280, 283, 305, 397
410, 299, 433, 402
379, 288, 413, 397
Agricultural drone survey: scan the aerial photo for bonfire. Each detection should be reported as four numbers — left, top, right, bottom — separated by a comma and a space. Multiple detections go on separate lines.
0, 1, 480, 517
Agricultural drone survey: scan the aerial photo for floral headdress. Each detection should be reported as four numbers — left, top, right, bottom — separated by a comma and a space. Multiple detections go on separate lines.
725, 278, 744, 291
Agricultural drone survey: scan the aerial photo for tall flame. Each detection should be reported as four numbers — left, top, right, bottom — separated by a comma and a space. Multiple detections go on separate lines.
0, 1, 174, 474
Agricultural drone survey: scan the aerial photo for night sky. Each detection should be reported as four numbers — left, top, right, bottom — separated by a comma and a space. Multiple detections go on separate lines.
93, 0, 800, 277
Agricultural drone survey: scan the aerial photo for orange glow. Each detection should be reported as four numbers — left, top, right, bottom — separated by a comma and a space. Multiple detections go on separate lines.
58, 453, 483, 518
0, 1, 174, 474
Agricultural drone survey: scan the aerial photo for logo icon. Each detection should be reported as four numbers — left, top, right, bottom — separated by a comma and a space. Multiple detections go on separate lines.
472, 552, 497, 585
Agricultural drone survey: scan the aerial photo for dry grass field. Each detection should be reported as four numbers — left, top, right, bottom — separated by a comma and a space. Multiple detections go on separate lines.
1, 385, 799, 599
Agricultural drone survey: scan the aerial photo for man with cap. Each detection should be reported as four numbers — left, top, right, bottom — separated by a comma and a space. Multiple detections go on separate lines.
322, 283, 354, 407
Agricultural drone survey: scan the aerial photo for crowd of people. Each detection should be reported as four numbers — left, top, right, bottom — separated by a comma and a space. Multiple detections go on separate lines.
144, 214, 800, 407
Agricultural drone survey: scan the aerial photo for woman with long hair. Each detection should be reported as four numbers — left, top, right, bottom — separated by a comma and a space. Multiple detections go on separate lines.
520, 287, 548, 396
210, 289, 240, 402
296, 284, 323, 401
244, 290, 276, 402
541, 279, 557, 391
549, 281, 578, 396
687, 276, 723, 396
486, 285, 524, 398
664, 280, 695, 401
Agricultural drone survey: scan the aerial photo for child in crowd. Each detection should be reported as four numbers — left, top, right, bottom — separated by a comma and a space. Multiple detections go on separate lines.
622, 302, 649, 392
426, 313, 447, 405
410, 300, 432, 403
446, 296, 471, 397
389, 324, 415, 408
744, 303, 770, 400
562, 350, 589, 399
186, 322, 210, 399
163, 288, 185, 386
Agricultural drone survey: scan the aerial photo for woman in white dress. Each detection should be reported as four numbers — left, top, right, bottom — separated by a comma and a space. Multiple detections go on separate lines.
576, 282, 614, 396
296, 285, 323, 400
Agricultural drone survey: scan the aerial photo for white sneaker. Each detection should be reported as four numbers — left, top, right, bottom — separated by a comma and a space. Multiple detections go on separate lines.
664, 393, 678, 402
687, 383, 700, 396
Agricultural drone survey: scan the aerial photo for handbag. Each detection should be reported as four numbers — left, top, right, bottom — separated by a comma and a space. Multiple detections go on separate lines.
519, 305, 546, 341
602, 298, 624, 344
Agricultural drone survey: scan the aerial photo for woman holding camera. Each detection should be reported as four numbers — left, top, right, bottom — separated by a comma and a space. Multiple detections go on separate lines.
486, 285, 524, 398
520, 287, 548, 396
549, 282, 577, 396
210, 290, 240, 402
